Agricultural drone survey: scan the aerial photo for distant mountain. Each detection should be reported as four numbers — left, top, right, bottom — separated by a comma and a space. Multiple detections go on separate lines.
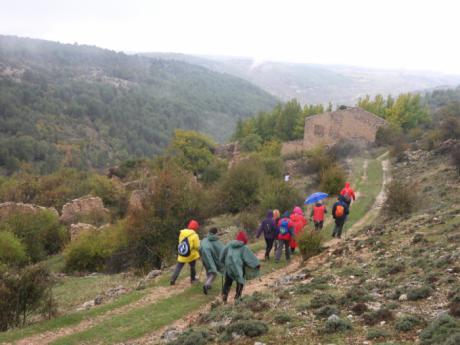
143, 53, 460, 105
0, 36, 277, 174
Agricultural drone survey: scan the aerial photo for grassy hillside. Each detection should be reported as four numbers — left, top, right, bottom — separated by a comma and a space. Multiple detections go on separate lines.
0, 36, 277, 174
145, 53, 460, 105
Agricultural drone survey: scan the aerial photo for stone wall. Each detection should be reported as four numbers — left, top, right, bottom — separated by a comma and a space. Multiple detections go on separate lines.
303, 107, 386, 150
281, 140, 305, 156
0, 202, 59, 219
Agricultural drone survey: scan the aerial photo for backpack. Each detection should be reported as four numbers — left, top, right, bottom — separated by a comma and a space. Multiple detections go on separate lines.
335, 204, 345, 218
265, 221, 276, 237
178, 234, 193, 257
343, 191, 351, 203
279, 219, 290, 236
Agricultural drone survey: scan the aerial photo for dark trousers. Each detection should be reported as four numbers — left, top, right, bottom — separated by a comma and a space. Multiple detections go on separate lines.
275, 239, 291, 261
332, 220, 345, 238
222, 273, 244, 302
314, 221, 324, 231
171, 260, 197, 283
264, 238, 275, 259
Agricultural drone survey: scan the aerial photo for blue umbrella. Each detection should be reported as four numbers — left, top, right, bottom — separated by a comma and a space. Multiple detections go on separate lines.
304, 192, 329, 205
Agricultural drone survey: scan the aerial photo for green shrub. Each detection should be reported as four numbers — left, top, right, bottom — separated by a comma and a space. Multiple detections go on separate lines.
341, 286, 372, 304
240, 134, 262, 152
407, 286, 432, 301
323, 316, 352, 333
222, 320, 268, 339
420, 314, 460, 345
297, 228, 323, 260
310, 293, 336, 309
383, 180, 418, 216
218, 160, 263, 213
200, 159, 227, 185
452, 145, 460, 174
367, 328, 392, 340
315, 305, 339, 319
0, 231, 27, 266
0, 264, 55, 331
64, 222, 127, 272
0, 210, 67, 262
395, 314, 424, 332
351, 302, 368, 315
363, 308, 394, 326
319, 164, 346, 195
237, 292, 270, 312
260, 157, 283, 178
237, 211, 259, 239
259, 179, 303, 213
274, 313, 292, 324
375, 125, 403, 147
169, 329, 211, 345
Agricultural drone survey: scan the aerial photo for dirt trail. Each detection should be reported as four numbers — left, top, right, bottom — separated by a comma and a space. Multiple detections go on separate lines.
134, 156, 391, 345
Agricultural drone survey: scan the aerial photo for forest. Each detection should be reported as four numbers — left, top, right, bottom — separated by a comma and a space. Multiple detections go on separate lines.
0, 36, 277, 175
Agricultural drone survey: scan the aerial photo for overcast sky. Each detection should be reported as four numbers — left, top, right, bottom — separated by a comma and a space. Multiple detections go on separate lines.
1, 0, 459, 74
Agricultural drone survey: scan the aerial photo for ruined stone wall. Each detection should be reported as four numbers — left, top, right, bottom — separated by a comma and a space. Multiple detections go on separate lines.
281, 140, 305, 156
303, 107, 386, 149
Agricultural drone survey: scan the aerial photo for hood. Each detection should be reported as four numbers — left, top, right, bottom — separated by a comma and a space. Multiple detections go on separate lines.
188, 220, 199, 231
266, 210, 274, 219
229, 239, 245, 248
207, 233, 219, 241
338, 194, 347, 202
293, 206, 303, 216
345, 182, 350, 188
235, 231, 248, 244
282, 211, 291, 218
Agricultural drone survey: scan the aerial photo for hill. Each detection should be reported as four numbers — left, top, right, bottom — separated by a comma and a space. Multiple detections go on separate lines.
144, 53, 460, 105
0, 36, 277, 174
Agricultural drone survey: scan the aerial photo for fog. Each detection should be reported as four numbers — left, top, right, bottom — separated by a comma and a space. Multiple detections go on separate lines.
1, 0, 460, 74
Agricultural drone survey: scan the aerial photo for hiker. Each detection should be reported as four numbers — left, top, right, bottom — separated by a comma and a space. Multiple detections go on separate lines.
340, 182, 356, 206
273, 209, 281, 252
200, 227, 224, 295
332, 195, 349, 239
289, 206, 307, 253
170, 220, 201, 285
310, 202, 327, 231
256, 210, 278, 260
275, 212, 295, 262
220, 231, 260, 302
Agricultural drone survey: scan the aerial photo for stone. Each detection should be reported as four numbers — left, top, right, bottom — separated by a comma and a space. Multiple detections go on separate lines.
161, 327, 180, 343
399, 294, 408, 301
254, 342, 266, 345
128, 189, 148, 212
105, 285, 128, 297
60, 196, 110, 225
70, 223, 98, 241
146, 269, 162, 280
366, 302, 382, 311
94, 295, 103, 305
135, 280, 147, 290
327, 314, 341, 322
0, 202, 58, 220
78, 300, 95, 311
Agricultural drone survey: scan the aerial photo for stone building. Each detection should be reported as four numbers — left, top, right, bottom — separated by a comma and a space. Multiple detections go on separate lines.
282, 107, 386, 154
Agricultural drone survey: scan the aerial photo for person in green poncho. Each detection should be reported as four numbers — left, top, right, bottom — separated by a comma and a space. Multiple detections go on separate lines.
220, 231, 260, 303
200, 227, 224, 295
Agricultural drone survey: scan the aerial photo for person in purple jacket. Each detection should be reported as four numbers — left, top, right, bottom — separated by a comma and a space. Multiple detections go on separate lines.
256, 210, 278, 260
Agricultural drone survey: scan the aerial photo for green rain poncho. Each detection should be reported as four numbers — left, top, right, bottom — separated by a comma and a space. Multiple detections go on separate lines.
200, 233, 224, 274
220, 240, 260, 284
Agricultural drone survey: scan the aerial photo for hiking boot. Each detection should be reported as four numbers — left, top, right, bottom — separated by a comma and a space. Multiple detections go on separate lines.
203, 285, 208, 295
222, 294, 228, 304
170, 280, 175, 286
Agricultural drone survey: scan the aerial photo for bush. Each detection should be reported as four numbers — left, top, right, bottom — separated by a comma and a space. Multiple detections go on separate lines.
351, 302, 368, 315
218, 160, 263, 213
200, 159, 227, 185
0, 232, 27, 266
64, 222, 127, 272
323, 316, 352, 333
420, 314, 460, 345
363, 308, 394, 326
407, 286, 432, 301
222, 320, 268, 339
0, 210, 67, 262
240, 134, 262, 152
169, 329, 210, 345
0, 264, 55, 331
452, 145, 460, 174
383, 180, 418, 216
375, 126, 403, 147
310, 293, 336, 309
319, 164, 346, 195
367, 328, 392, 340
395, 314, 424, 332
297, 229, 323, 260
258, 179, 303, 214
341, 286, 372, 304
315, 305, 339, 319
274, 313, 292, 324
237, 211, 259, 239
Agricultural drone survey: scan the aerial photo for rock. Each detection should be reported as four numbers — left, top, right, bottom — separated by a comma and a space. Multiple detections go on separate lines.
327, 314, 341, 322
128, 189, 148, 212
146, 269, 162, 280
61, 196, 110, 225
78, 300, 95, 311
70, 223, 98, 241
399, 294, 408, 301
254, 342, 266, 345
0, 202, 58, 220
161, 327, 180, 343
94, 295, 103, 305
106, 285, 128, 297
135, 280, 147, 290
366, 302, 382, 311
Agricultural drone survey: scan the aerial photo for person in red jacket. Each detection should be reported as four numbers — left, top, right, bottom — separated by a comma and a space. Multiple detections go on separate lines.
289, 206, 307, 253
340, 182, 356, 206
310, 202, 327, 231
275, 212, 295, 262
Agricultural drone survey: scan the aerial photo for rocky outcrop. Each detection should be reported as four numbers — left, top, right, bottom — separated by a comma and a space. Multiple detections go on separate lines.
60, 196, 110, 225
0, 202, 58, 220
69, 223, 98, 241
128, 190, 148, 212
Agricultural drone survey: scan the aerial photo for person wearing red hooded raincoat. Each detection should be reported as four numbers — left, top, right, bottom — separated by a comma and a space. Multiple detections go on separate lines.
340, 182, 356, 206
289, 206, 307, 253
